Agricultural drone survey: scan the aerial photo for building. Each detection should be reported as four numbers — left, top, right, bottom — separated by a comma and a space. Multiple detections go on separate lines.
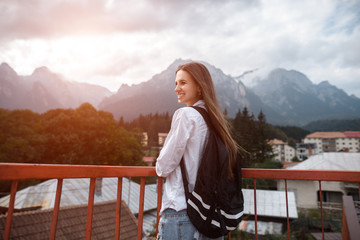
158, 133, 168, 146
304, 131, 360, 153
0, 200, 138, 240
240, 189, 297, 236
143, 156, 155, 166
277, 152, 360, 210
141, 132, 148, 147
296, 143, 317, 161
269, 139, 296, 162
242, 189, 298, 219
0, 177, 158, 236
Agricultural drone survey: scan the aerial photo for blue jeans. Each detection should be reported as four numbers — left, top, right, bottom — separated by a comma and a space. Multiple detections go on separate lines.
157, 208, 224, 240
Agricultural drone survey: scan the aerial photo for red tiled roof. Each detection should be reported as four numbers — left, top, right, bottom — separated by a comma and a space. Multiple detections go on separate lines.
269, 138, 286, 145
305, 131, 345, 139
143, 157, 155, 163
344, 131, 360, 138
282, 162, 298, 169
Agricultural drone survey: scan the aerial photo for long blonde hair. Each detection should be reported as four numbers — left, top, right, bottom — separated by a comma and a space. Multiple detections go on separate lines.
176, 61, 241, 178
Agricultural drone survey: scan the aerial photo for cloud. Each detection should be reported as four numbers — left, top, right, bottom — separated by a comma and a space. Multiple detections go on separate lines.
0, 0, 359, 97
0, 0, 173, 39
0, 0, 261, 39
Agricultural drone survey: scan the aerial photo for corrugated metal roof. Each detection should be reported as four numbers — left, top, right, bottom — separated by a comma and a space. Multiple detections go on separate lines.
0, 177, 158, 215
0, 177, 159, 235
0, 200, 138, 240
239, 220, 283, 235
286, 152, 360, 171
242, 189, 298, 219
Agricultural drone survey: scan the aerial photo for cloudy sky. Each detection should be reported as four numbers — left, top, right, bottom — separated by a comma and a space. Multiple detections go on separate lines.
1, 0, 360, 97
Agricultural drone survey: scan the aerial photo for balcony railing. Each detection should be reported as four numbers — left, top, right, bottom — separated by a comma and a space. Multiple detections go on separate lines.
0, 163, 359, 240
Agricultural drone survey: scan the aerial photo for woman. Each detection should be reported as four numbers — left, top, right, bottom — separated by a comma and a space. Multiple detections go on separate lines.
156, 61, 238, 239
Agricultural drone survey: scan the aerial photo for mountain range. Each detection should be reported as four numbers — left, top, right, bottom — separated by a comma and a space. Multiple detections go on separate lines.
0, 62, 111, 113
1, 60, 359, 126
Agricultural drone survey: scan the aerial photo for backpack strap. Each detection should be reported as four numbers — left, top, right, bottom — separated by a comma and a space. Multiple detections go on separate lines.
180, 106, 212, 201
191, 106, 214, 132
180, 158, 190, 200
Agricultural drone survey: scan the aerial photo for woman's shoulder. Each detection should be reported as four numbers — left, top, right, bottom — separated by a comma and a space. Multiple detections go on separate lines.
173, 106, 204, 122
174, 106, 199, 117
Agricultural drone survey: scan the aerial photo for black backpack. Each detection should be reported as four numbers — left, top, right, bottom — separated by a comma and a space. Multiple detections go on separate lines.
180, 106, 244, 238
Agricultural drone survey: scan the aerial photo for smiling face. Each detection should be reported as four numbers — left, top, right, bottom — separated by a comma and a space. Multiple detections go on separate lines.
174, 70, 202, 106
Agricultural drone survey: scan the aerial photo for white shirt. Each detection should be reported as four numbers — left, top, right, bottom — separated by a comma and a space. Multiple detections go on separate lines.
156, 100, 209, 214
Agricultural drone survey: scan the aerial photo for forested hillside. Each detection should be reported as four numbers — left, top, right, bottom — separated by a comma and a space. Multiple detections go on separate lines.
303, 119, 360, 132
0, 103, 144, 166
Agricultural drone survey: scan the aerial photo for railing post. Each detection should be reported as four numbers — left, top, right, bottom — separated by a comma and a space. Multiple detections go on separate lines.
284, 179, 290, 240
137, 177, 146, 240
156, 177, 163, 235
253, 178, 258, 240
86, 178, 96, 240
318, 181, 324, 240
49, 178, 63, 240
3, 180, 18, 240
115, 177, 123, 240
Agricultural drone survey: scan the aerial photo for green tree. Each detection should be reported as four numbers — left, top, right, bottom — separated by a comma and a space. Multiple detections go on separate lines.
0, 104, 144, 166
232, 108, 275, 168
0, 109, 45, 163
253, 110, 274, 164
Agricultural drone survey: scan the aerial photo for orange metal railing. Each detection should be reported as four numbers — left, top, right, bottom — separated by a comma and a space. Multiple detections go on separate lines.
0, 163, 359, 240
0, 163, 163, 240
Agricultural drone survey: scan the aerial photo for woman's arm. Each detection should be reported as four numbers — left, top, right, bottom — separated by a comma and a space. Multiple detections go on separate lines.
156, 108, 195, 177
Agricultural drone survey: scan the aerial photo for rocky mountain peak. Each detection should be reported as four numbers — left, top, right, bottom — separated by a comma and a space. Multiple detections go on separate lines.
318, 80, 331, 86
31, 66, 54, 77
0, 62, 17, 77
268, 68, 314, 93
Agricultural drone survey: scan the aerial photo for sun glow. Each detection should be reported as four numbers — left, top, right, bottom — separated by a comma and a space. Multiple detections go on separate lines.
4, 33, 144, 82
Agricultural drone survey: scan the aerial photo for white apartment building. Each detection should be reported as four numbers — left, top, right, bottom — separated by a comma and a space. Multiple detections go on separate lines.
304, 131, 360, 153
158, 133, 168, 146
296, 143, 318, 161
269, 139, 296, 162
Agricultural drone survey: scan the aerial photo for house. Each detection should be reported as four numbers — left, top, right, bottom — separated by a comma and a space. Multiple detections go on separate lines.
143, 156, 155, 166
277, 152, 360, 209
242, 189, 298, 219
141, 132, 148, 147
0, 200, 138, 239
304, 131, 360, 153
0, 177, 159, 236
240, 189, 297, 235
269, 139, 296, 162
158, 133, 168, 146
296, 142, 317, 161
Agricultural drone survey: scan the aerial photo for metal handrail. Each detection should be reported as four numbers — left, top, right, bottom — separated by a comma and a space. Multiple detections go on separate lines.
1, 163, 359, 240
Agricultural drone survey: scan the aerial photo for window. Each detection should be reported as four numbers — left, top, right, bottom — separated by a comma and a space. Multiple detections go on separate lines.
317, 191, 343, 203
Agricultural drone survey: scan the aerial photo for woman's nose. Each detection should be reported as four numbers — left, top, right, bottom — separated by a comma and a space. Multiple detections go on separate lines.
174, 85, 180, 92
